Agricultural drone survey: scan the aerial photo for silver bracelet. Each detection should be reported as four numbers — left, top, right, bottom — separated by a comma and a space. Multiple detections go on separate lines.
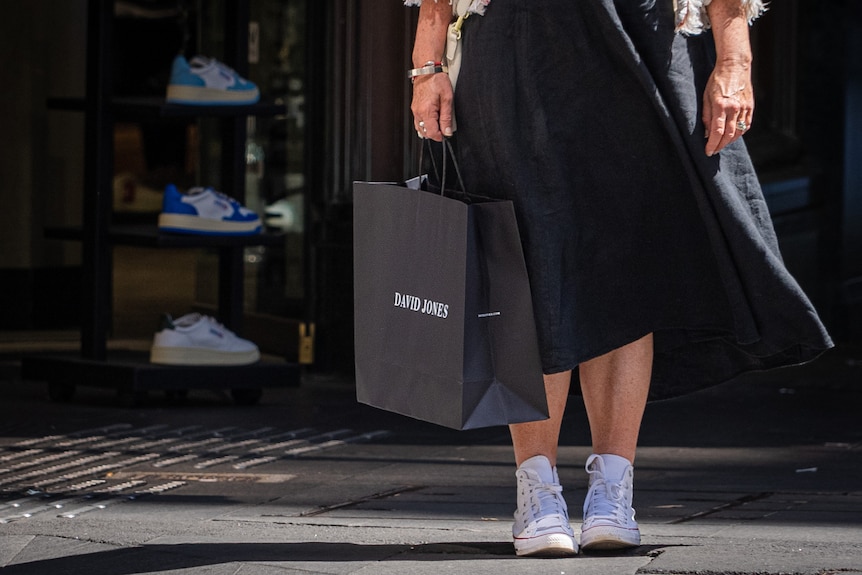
408, 61, 449, 81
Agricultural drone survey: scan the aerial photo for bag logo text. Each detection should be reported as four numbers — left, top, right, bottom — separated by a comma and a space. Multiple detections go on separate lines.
394, 291, 449, 319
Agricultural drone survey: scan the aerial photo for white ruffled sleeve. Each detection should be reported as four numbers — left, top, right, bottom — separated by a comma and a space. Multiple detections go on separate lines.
675, 0, 768, 35
406, 0, 760, 31
402, 0, 491, 15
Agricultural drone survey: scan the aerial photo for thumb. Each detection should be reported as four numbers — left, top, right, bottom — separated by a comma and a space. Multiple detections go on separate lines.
439, 98, 455, 137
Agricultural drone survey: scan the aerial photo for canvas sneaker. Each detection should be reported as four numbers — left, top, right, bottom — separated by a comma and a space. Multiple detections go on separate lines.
150, 313, 260, 365
580, 454, 641, 551
512, 455, 578, 557
166, 55, 260, 105
158, 184, 262, 235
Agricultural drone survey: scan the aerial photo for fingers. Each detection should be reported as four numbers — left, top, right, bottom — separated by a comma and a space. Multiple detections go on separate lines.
702, 61, 754, 157
416, 119, 430, 139
438, 104, 454, 138
415, 116, 453, 141
704, 97, 753, 157
413, 108, 451, 141
411, 74, 454, 142
738, 102, 754, 134
414, 117, 440, 141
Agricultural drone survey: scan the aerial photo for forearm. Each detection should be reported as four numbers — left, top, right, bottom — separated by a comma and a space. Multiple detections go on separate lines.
677, 0, 765, 36
702, 0, 755, 155
413, 1, 451, 67
706, 0, 752, 66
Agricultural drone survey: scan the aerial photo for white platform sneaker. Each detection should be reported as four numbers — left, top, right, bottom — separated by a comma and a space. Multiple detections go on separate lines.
150, 313, 260, 366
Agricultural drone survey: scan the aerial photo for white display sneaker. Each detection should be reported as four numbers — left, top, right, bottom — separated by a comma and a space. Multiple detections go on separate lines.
512, 455, 578, 557
580, 454, 641, 551
150, 313, 260, 366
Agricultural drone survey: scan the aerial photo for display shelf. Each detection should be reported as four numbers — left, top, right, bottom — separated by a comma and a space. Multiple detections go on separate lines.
47, 96, 286, 119
114, 97, 286, 119
45, 225, 286, 249
21, 351, 300, 405
22, 0, 302, 403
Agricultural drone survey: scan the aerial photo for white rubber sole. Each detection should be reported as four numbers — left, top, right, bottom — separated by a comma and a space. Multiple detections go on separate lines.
580, 524, 641, 551
158, 213, 261, 235
150, 346, 260, 366
166, 84, 260, 105
514, 533, 578, 557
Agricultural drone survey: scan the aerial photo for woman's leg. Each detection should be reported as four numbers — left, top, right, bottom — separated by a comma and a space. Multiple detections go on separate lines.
509, 330, 652, 465
510, 371, 577, 556
578, 333, 653, 551
579, 333, 653, 463
508, 335, 652, 555
510, 370, 572, 467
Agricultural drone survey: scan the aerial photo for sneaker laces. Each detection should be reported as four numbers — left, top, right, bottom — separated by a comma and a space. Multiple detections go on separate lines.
189, 186, 230, 201
187, 187, 244, 209
190, 56, 233, 72
584, 456, 633, 525
175, 313, 227, 332
585, 478, 629, 523
202, 315, 234, 333
530, 481, 567, 517
211, 188, 241, 205
517, 469, 569, 526
190, 57, 250, 86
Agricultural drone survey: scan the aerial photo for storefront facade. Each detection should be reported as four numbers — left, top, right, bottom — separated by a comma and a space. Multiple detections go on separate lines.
1, 0, 859, 372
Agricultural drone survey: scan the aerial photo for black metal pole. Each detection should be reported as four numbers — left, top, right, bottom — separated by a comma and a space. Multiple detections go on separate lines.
217, 0, 249, 332
81, 0, 114, 360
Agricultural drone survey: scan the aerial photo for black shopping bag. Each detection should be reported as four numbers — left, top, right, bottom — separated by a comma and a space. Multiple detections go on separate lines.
353, 172, 549, 430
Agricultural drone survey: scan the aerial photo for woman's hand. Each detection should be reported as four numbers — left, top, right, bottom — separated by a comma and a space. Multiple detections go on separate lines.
411, 72, 455, 141
703, 0, 755, 157
411, 1, 453, 142
703, 57, 754, 156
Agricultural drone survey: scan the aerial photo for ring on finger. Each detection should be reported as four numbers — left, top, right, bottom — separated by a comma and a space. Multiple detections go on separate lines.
736, 120, 748, 131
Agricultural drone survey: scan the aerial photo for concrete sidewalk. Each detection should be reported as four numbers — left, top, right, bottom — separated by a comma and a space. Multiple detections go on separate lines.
0, 343, 859, 574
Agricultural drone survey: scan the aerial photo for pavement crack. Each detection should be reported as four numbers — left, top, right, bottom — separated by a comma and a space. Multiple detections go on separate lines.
298, 485, 425, 517
670, 491, 774, 524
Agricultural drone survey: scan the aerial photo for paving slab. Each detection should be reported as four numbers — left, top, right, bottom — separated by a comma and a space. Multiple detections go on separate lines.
0, 344, 860, 574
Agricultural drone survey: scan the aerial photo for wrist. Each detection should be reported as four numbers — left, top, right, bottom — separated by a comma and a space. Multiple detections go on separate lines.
408, 61, 449, 82
716, 53, 752, 68
413, 54, 444, 68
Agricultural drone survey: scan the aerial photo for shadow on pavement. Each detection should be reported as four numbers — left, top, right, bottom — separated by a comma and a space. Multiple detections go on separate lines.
1, 541, 671, 574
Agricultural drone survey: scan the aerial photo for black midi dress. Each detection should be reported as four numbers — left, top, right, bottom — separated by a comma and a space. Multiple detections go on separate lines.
447, 0, 833, 399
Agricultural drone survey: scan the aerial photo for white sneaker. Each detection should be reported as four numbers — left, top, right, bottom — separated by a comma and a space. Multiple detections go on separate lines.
512, 455, 578, 557
150, 313, 260, 366
580, 454, 641, 551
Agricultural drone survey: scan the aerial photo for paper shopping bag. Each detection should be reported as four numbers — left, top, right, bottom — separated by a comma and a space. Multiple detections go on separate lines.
353, 177, 548, 430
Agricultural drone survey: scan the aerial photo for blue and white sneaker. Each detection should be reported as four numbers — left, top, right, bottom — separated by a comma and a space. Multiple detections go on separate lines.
158, 184, 262, 235
166, 55, 259, 105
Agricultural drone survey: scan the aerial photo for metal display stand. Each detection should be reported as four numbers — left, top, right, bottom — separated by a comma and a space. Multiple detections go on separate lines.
21, 0, 300, 405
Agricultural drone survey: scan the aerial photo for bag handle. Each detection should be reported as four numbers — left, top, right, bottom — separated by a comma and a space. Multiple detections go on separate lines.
421, 138, 467, 197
